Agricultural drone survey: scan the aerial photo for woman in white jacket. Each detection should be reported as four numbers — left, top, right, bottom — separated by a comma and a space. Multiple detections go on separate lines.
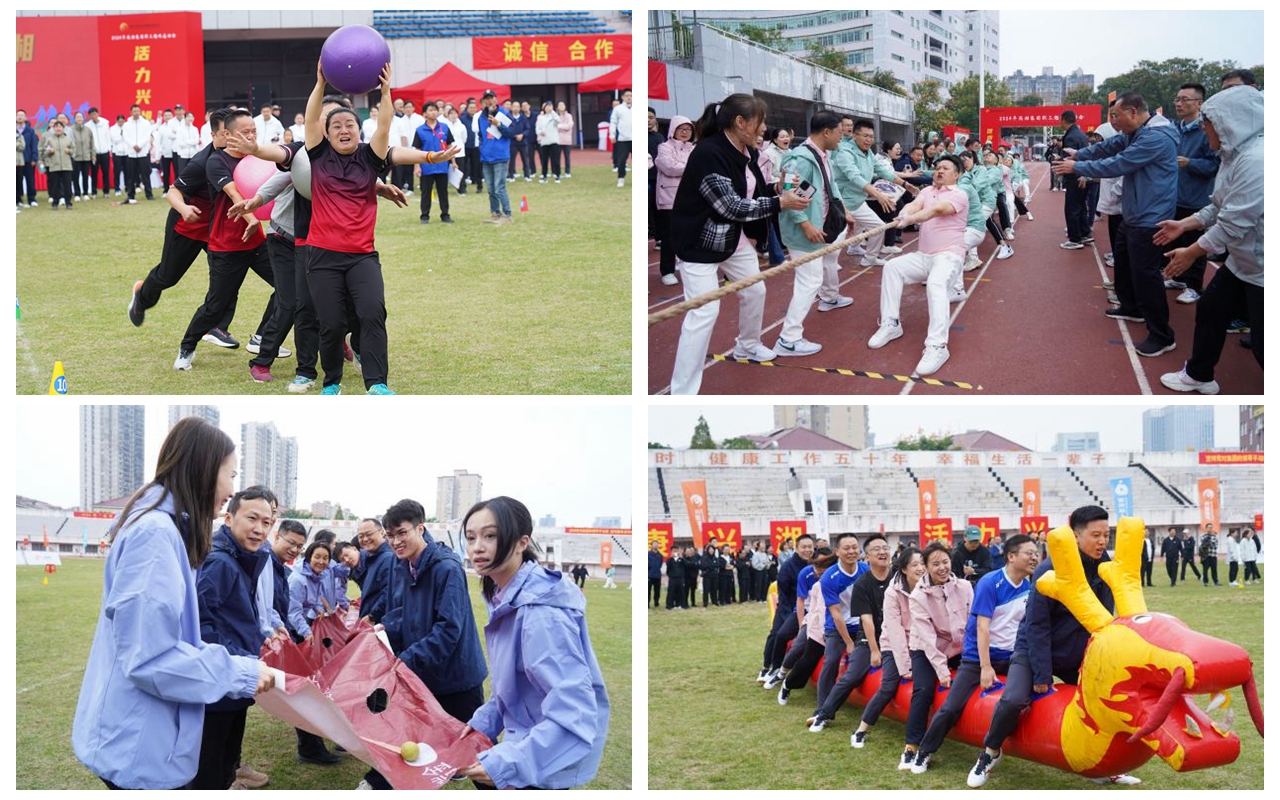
556, 101, 574, 177
535, 102, 561, 183
173, 111, 201, 180
446, 106, 468, 195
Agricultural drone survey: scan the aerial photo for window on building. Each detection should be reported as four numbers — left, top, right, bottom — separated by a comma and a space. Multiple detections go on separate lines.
892, 30, 904, 40
892, 53, 904, 62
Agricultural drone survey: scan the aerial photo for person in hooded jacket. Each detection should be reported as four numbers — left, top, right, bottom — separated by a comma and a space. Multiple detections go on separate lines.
72, 418, 273, 791
654, 114, 694, 286
458, 496, 609, 789
369, 498, 487, 790
1158, 84, 1263, 394
851, 547, 925, 749
193, 486, 276, 789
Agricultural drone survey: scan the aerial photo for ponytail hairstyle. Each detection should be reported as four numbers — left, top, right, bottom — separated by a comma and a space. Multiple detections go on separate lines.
109, 417, 235, 569
693, 93, 768, 142
462, 496, 541, 601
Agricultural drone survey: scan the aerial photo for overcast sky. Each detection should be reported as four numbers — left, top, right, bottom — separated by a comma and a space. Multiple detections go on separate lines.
17, 401, 631, 526
649, 405, 1242, 452
998, 10, 1263, 84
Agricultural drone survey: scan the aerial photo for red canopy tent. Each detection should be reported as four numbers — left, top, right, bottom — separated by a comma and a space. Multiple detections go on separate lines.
648, 60, 669, 101
577, 63, 631, 94
390, 62, 509, 109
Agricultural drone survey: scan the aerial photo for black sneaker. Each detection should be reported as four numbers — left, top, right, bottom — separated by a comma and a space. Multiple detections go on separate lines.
1104, 308, 1145, 323
420, 217, 430, 224
1227, 319, 1250, 334
202, 328, 240, 348
441, 215, 454, 223
127, 280, 145, 327
1241, 334, 1253, 349
777, 686, 790, 706
296, 749, 341, 765
1135, 338, 1176, 357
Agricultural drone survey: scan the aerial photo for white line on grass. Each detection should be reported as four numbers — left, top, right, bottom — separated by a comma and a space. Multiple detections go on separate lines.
17, 668, 83, 696
15, 320, 46, 389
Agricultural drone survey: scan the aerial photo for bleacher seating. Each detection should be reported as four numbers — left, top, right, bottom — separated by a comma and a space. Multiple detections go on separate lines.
372, 10, 616, 39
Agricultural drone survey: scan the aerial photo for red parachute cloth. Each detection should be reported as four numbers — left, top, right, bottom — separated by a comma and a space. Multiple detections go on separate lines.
258, 613, 491, 789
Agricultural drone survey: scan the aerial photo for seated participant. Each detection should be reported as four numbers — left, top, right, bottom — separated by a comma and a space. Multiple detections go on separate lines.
777, 550, 838, 703
851, 547, 924, 748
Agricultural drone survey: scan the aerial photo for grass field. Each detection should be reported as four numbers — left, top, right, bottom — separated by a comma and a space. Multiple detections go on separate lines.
648, 581, 1265, 790
15, 165, 630, 395
17, 558, 631, 790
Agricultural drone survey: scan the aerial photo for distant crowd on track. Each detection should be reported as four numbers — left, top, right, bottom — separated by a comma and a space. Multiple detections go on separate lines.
646, 68, 1262, 395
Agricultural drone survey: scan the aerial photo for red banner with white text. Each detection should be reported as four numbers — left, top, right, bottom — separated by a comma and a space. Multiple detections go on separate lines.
472, 34, 630, 70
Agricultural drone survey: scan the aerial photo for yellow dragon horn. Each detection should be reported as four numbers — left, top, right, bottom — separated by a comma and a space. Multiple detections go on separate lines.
1035, 525, 1113, 634
1099, 517, 1148, 617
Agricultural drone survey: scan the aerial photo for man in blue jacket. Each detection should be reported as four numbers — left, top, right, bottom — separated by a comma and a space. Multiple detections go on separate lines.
1055, 92, 1179, 357
18, 110, 39, 207
647, 540, 664, 608
368, 498, 488, 790
506, 102, 531, 181
353, 516, 394, 623
458, 97, 480, 195
1161, 83, 1219, 305
473, 90, 514, 224
967, 506, 1139, 787
194, 487, 274, 789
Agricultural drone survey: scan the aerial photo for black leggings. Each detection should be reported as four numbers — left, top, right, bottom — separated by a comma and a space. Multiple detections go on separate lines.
308, 247, 388, 390
766, 610, 800, 671
1243, 561, 1261, 582
1181, 556, 1201, 581
1012, 193, 1029, 216
138, 209, 233, 329
783, 637, 825, 689
250, 233, 298, 369
179, 246, 275, 352
560, 143, 571, 174
539, 143, 560, 178
995, 192, 1012, 230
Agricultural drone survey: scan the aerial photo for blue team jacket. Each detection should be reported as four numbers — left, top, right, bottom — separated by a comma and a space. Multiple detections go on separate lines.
197, 525, 269, 712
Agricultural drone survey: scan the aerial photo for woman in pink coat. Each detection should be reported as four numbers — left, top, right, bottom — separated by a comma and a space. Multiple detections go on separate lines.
901, 542, 973, 770
851, 546, 924, 748
654, 115, 694, 286
555, 102, 574, 178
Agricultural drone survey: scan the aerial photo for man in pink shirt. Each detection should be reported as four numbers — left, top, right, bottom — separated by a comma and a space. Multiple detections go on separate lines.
867, 155, 969, 376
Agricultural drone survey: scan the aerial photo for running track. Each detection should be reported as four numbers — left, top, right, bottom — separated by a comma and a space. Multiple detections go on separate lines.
647, 162, 1262, 395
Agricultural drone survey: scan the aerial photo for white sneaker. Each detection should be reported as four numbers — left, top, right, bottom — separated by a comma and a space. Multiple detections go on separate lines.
732, 342, 777, 361
1003, 228, 1015, 240
128, 198, 138, 204
554, 177, 561, 184
1164, 279, 1187, 290
1176, 288, 1201, 304
910, 751, 933, 774
964, 255, 982, 271
867, 320, 903, 349
968, 749, 1003, 788
355, 779, 373, 790
860, 256, 886, 267
73, 195, 81, 202
845, 244, 866, 257
817, 296, 853, 312
1091, 774, 1142, 786
1025, 212, 1034, 221
996, 244, 1014, 260
1160, 367, 1219, 395
762, 670, 784, 689
949, 289, 967, 303
114, 190, 121, 197
915, 345, 949, 376
774, 337, 822, 357
898, 747, 916, 771
880, 245, 903, 254
173, 349, 194, 371
660, 273, 679, 286
1104, 253, 1115, 267
564, 172, 571, 178
617, 178, 625, 187
525, 176, 533, 182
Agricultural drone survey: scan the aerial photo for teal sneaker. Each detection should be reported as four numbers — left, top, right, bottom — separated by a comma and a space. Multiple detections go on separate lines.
366, 383, 396, 395
320, 384, 341, 395
287, 375, 315, 393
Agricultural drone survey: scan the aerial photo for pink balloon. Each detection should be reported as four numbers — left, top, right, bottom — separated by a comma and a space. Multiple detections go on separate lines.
233, 154, 277, 220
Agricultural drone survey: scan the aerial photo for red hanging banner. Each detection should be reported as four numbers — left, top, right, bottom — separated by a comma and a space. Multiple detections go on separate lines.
97, 12, 205, 121
648, 522, 674, 558
967, 517, 1001, 545
769, 520, 807, 554
702, 521, 741, 551
1021, 516, 1050, 536
472, 35, 630, 70
919, 518, 953, 546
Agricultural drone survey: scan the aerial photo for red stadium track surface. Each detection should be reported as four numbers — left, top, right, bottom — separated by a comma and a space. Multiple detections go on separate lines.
647, 162, 1262, 395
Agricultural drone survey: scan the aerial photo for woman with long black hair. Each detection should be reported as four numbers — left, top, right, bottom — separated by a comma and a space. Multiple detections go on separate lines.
72, 418, 274, 790
851, 546, 924, 748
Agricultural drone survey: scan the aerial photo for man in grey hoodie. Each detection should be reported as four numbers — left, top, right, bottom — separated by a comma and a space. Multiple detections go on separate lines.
1156, 85, 1263, 394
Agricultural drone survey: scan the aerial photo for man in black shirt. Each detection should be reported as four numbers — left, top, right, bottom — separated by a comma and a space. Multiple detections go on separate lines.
805, 533, 893, 731
1059, 110, 1092, 248
951, 525, 994, 586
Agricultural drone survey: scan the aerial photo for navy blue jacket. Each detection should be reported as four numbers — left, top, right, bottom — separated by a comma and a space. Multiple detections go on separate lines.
775, 552, 807, 611
356, 541, 394, 624
1013, 548, 1114, 687
648, 550, 664, 579
266, 548, 292, 637
1062, 123, 1089, 153
507, 112, 530, 145
197, 525, 268, 711
1175, 116, 1218, 210
381, 533, 488, 696
460, 110, 479, 149
20, 123, 39, 163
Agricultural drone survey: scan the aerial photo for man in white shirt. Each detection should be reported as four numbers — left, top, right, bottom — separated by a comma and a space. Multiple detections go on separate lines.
609, 88, 633, 187
85, 107, 112, 198
289, 113, 306, 143
199, 109, 213, 149
391, 103, 414, 194
361, 106, 379, 143
156, 108, 177, 192
121, 104, 154, 202
109, 113, 128, 195
255, 103, 284, 148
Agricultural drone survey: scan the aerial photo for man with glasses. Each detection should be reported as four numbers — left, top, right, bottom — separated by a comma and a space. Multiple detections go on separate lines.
1161, 84, 1219, 305
909, 534, 1038, 777
835, 117, 913, 268
805, 534, 893, 732
352, 517, 395, 624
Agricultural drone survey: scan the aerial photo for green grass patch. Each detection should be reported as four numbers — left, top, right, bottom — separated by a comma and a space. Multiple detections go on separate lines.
16, 166, 629, 394
17, 558, 630, 789
648, 582, 1264, 790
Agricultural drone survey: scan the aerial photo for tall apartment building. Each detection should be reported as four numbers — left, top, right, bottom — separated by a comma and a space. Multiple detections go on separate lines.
240, 421, 299, 509
675, 10, 997, 94
1239, 406, 1263, 451
168, 405, 220, 429
80, 405, 146, 508
437, 470, 483, 523
1004, 66, 1094, 104
774, 406, 869, 449
1142, 406, 1214, 453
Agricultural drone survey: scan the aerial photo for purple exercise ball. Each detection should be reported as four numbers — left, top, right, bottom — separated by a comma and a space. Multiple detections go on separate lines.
320, 25, 391, 95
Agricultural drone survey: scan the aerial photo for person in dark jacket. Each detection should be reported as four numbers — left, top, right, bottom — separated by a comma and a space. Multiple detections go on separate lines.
1160, 83, 1219, 304
1161, 529, 1182, 585
506, 105, 531, 180
17, 111, 39, 206
760, 534, 814, 681
664, 548, 685, 609
647, 540, 664, 608
571, 562, 588, 588
370, 498, 488, 791
736, 548, 753, 602
700, 544, 723, 607
1179, 528, 1202, 582
968, 505, 1140, 787
194, 487, 274, 789
682, 546, 700, 607
459, 97, 481, 194
951, 525, 994, 586
353, 517, 394, 624
1140, 529, 1155, 587
1058, 109, 1092, 248
647, 107, 665, 241
667, 93, 811, 394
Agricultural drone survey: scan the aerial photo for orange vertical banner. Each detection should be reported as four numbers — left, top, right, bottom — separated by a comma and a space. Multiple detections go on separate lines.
600, 541, 613, 569
681, 480, 710, 549
1022, 479, 1041, 518
1197, 478, 1220, 531
918, 480, 939, 519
